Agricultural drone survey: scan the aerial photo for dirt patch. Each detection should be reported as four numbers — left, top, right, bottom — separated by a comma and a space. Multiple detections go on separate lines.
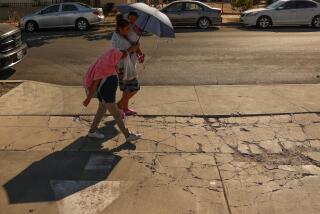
0, 82, 21, 97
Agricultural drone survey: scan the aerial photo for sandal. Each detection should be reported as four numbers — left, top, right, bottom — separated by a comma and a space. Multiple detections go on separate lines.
125, 109, 137, 116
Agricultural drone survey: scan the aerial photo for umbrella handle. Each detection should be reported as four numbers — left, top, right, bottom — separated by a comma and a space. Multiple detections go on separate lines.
137, 15, 151, 42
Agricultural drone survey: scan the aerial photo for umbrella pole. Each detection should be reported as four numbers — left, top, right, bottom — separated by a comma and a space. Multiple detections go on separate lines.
137, 15, 151, 43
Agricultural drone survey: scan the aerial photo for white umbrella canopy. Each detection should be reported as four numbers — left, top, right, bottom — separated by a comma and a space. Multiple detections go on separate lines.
117, 3, 175, 38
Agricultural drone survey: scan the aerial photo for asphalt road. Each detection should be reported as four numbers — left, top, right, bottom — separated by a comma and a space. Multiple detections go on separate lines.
2, 26, 320, 86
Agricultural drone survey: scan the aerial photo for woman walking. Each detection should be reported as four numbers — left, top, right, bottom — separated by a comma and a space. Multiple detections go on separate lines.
83, 48, 141, 142
111, 16, 141, 116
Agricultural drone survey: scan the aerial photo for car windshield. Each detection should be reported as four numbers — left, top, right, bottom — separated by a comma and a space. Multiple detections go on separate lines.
266, 0, 285, 9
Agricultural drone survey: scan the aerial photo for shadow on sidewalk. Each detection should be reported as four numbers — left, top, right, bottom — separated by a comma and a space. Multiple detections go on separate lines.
3, 119, 135, 203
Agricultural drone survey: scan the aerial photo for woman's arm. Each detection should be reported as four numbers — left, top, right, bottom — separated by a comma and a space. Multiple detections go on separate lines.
83, 79, 101, 107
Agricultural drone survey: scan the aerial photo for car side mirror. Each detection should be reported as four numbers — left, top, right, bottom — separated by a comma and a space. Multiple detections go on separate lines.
276, 6, 285, 10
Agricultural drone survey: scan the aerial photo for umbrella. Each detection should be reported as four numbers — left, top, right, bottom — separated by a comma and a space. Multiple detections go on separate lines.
117, 3, 175, 39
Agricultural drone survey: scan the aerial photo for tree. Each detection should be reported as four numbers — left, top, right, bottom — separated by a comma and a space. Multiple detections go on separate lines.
231, 0, 255, 12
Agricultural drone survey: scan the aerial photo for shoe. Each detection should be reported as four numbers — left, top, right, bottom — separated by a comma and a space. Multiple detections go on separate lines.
126, 133, 142, 142
87, 131, 105, 139
125, 109, 137, 116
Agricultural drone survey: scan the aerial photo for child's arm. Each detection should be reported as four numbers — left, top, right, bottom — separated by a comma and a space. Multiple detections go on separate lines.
137, 47, 142, 55
83, 79, 101, 107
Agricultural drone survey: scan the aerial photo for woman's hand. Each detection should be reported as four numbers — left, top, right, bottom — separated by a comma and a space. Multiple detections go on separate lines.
129, 43, 140, 52
83, 97, 91, 107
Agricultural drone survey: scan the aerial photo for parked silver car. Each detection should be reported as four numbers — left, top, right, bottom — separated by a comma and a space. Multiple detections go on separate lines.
161, 0, 222, 29
20, 2, 104, 32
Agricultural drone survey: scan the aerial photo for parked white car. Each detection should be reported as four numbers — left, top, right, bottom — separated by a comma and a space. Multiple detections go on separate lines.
20, 2, 104, 32
240, 0, 320, 28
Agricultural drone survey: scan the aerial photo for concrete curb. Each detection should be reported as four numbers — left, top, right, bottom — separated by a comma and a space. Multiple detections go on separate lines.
1, 80, 320, 117
0, 80, 24, 83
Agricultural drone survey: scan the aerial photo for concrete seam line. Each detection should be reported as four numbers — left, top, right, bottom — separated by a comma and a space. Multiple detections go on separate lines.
0, 112, 319, 117
5, 80, 320, 87
204, 117, 233, 214
193, 85, 205, 116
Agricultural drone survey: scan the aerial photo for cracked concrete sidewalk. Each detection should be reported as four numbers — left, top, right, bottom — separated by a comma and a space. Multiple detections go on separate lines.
1, 114, 320, 214
0, 81, 320, 116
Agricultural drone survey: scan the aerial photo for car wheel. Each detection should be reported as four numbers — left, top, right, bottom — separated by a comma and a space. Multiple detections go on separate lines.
76, 19, 89, 31
312, 16, 320, 28
26, 21, 38, 32
257, 16, 272, 29
198, 17, 210, 29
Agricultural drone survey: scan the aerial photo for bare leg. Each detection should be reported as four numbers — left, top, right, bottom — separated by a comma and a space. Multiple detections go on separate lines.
104, 102, 130, 137
117, 90, 136, 111
122, 91, 138, 112
90, 102, 107, 133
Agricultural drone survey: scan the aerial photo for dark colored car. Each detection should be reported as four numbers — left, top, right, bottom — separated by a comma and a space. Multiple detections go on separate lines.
0, 24, 27, 71
161, 0, 222, 29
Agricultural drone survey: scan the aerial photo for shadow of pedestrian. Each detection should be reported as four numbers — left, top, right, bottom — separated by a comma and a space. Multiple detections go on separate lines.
3, 119, 135, 203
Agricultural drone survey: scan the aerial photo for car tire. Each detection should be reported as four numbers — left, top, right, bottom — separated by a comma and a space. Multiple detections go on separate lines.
312, 15, 320, 28
197, 17, 210, 29
256, 16, 272, 29
76, 18, 89, 31
25, 21, 38, 32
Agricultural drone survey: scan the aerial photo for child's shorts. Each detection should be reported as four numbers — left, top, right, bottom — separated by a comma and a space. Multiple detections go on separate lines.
119, 78, 140, 92
97, 75, 118, 103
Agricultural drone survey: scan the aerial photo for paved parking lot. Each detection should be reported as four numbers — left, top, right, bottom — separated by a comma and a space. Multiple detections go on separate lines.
1, 25, 320, 86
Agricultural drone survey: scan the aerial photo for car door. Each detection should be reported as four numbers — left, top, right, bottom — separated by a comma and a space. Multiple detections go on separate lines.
183, 3, 204, 25
274, 1, 297, 25
61, 4, 80, 27
162, 3, 184, 25
294, 1, 318, 24
37, 4, 61, 28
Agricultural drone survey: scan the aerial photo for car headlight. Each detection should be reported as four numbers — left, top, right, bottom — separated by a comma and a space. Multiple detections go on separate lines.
246, 12, 259, 16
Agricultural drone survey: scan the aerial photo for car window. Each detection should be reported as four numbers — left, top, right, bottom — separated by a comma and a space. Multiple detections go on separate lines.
266, 0, 286, 9
185, 3, 203, 11
282, 1, 297, 9
42, 5, 60, 14
62, 4, 78, 12
295, 1, 317, 8
166, 3, 183, 12
78, 3, 91, 9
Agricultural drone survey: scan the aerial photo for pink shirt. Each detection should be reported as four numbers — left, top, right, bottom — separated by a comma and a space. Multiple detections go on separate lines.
83, 48, 123, 89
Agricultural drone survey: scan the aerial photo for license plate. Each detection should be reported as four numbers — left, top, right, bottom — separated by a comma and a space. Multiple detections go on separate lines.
17, 50, 24, 60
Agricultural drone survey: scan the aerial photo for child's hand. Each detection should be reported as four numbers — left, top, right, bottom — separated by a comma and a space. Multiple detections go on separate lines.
83, 97, 91, 107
